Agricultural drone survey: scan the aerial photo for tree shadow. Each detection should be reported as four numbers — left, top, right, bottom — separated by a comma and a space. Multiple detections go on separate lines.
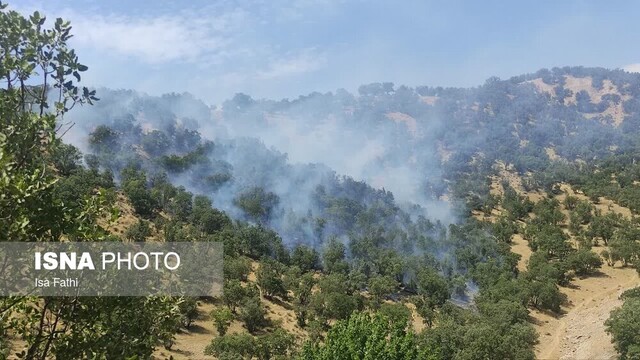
583, 270, 610, 279
528, 307, 566, 324
185, 323, 212, 335
267, 296, 294, 311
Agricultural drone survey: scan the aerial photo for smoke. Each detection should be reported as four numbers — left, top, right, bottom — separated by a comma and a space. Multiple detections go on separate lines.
62, 84, 462, 255
201, 88, 455, 223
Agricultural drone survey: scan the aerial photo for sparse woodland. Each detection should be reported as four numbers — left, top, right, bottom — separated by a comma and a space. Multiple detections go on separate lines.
1, 3, 640, 360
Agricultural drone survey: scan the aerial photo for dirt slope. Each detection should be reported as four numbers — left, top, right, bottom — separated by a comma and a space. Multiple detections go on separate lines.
534, 184, 638, 360
534, 265, 639, 360
479, 169, 639, 360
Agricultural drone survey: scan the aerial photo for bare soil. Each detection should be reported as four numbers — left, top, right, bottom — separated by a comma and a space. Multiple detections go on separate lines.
479, 169, 639, 360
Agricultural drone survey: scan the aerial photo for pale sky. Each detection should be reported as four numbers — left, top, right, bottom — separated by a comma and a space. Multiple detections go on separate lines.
10, 0, 640, 104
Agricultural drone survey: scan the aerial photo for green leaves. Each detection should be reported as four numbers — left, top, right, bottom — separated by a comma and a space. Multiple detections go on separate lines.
205, 330, 296, 360
29, 11, 44, 26
211, 307, 234, 336
606, 291, 640, 359
300, 312, 420, 360
1, 5, 97, 116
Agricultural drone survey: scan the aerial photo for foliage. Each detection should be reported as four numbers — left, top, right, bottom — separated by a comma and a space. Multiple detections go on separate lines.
178, 297, 199, 329
0, 4, 184, 358
367, 275, 397, 307
310, 273, 363, 322
299, 312, 423, 360
566, 249, 602, 276
291, 245, 320, 273
205, 330, 295, 360
239, 297, 268, 334
234, 187, 280, 223
606, 291, 640, 360
124, 219, 151, 241
256, 259, 287, 299
224, 256, 252, 282
211, 307, 234, 336
322, 237, 349, 274
222, 280, 258, 314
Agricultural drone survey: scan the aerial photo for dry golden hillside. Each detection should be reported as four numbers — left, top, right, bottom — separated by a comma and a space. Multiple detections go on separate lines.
527, 75, 631, 127
474, 165, 640, 360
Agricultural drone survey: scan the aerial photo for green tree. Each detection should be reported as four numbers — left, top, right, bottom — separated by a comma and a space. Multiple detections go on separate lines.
564, 195, 579, 210
410, 269, 450, 328
533, 198, 565, 226
124, 219, 151, 241
234, 187, 279, 223
205, 333, 256, 359
141, 130, 170, 156
605, 291, 640, 359
378, 303, 412, 328
89, 125, 119, 153
0, 4, 182, 358
287, 271, 315, 327
525, 251, 571, 286
299, 312, 423, 360
256, 259, 287, 299
51, 143, 83, 176
167, 186, 193, 221
206, 330, 295, 360
121, 166, 157, 217
477, 299, 529, 326
223, 280, 257, 314
322, 237, 349, 274
239, 297, 268, 334
589, 212, 619, 245
224, 256, 252, 282
211, 307, 234, 336
502, 187, 534, 220
310, 273, 361, 321
255, 329, 296, 360
570, 200, 593, 226
367, 275, 397, 307
566, 249, 602, 276
609, 222, 640, 267
191, 195, 231, 234
528, 278, 565, 313
177, 297, 199, 329
291, 245, 320, 272
456, 322, 536, 360
492, 215, 518, 243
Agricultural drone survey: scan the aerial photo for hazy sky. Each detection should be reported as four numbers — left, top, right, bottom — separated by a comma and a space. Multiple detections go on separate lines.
11, 0, 640, 104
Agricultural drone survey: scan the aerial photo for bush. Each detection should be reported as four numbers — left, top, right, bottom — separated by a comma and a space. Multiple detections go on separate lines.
566, 249, 602, 276
528, 279, 565, 313
299, 312, 422, 359
205, 333, 255, 359
256, 259, 287, 299
605, 297, 640, 359
124, 220, 151, 242
224, 256, 252, 282
178, 297, 199, 328
239, 297, 267, 334
211, 307, 234, 336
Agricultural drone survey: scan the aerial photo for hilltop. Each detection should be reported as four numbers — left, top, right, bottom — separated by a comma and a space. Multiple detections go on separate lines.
57, 66, 640, 359
4, 38, 640, 358
3, 2, 640, 358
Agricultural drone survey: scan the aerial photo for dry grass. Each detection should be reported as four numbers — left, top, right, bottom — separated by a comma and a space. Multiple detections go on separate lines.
155, 262, 308, 359
526, 76, 630, 127
386, 112, 419, 139
478, 165, 639, 359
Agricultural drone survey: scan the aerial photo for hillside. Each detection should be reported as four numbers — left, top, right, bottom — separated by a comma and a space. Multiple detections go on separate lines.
474, 168, 640, 359
2, 9, 640, 357
55, 66, 640, 359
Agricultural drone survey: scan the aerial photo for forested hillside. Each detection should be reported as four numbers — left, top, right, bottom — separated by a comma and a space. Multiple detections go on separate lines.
1, 3, 640, 359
